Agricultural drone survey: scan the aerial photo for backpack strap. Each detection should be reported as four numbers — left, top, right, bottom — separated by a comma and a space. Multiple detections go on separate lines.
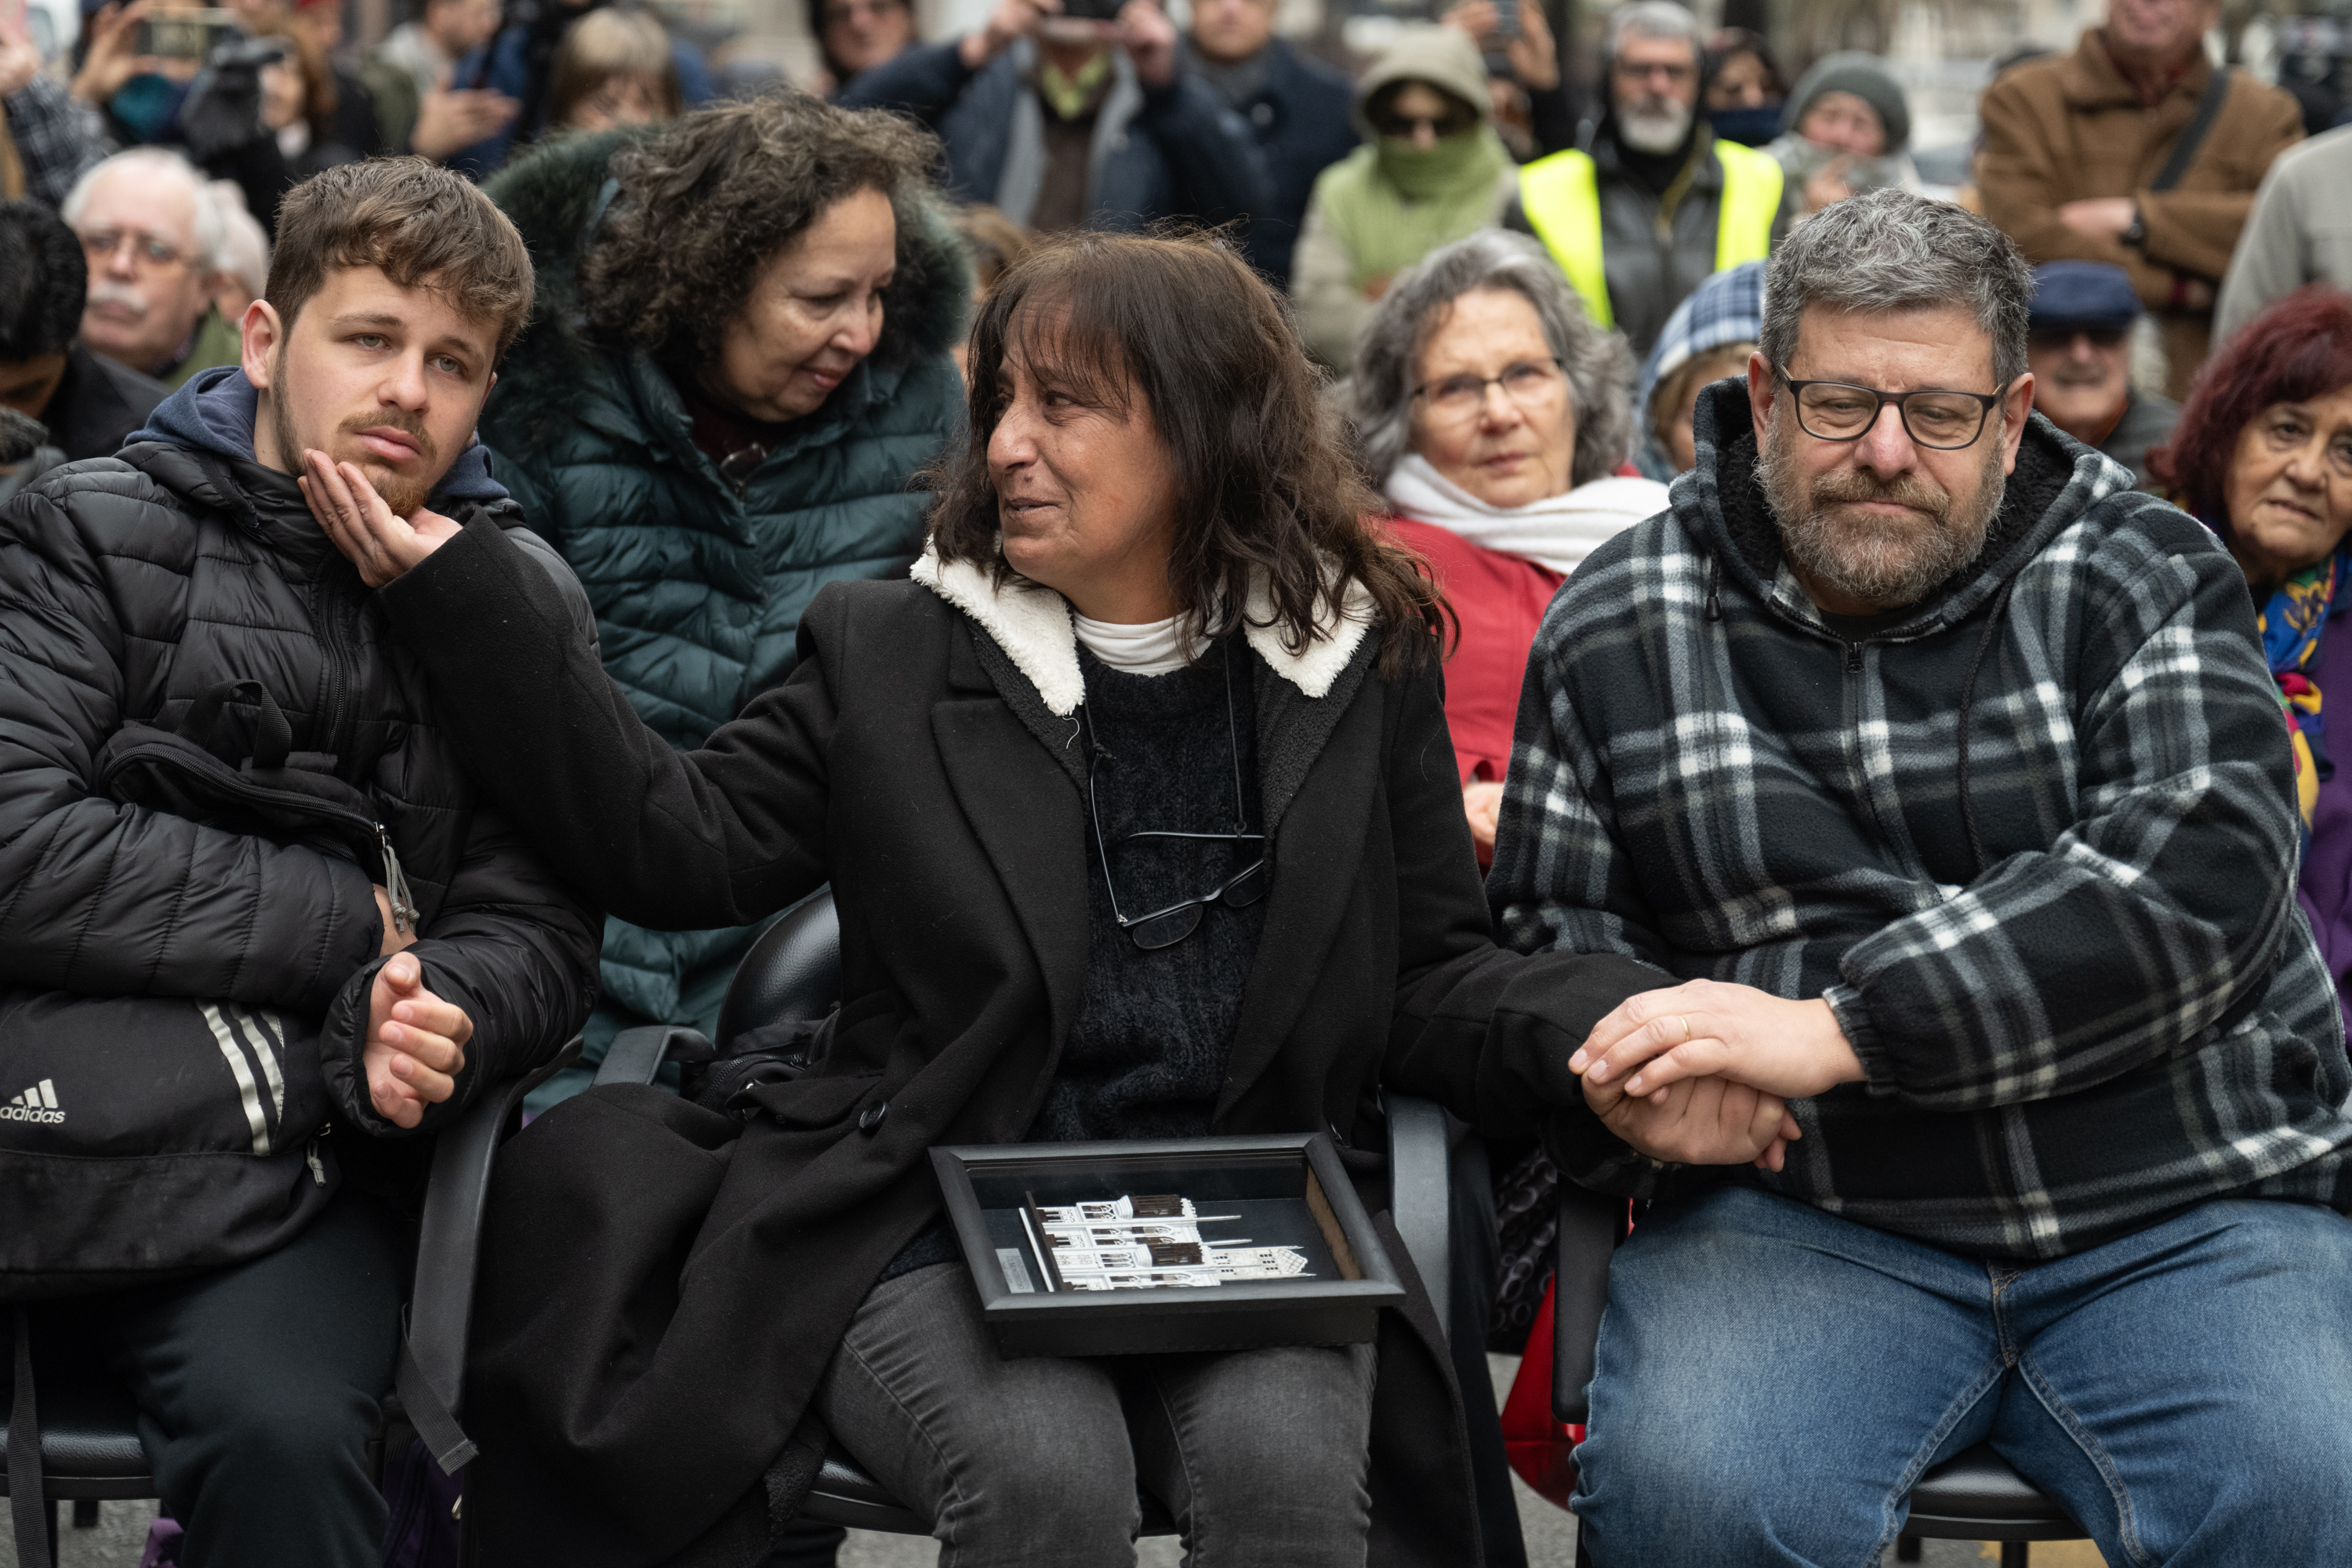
2151, 64, 2233, 194
179, 678, 295, 769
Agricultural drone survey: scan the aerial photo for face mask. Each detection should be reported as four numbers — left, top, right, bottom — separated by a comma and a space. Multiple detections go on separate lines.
1376, 131, 1489, 200
1708, 104, 1783, 147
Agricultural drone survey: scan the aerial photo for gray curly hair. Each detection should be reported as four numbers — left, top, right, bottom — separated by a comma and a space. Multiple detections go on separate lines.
1348, 230, 1635, 489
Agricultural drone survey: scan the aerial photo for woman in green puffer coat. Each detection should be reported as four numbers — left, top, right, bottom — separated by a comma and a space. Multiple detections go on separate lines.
480, 93, 969, 1107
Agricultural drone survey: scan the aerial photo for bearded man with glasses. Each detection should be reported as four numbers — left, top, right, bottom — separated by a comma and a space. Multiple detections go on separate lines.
1492, 188, 2352, 1566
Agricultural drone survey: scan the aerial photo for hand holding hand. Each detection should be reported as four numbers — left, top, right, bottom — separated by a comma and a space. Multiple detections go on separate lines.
1572, 978, 1865, 1103
1582, 1061, 1802, 1171
1116, 0, 1177, 89
299, 448, 459, 587
408, 86, 518, 160
362, 953, 472, 1130
2057, 197, 2137, 241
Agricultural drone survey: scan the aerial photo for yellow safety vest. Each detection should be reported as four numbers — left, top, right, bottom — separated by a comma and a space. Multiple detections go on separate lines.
1518, 138, 1784, 331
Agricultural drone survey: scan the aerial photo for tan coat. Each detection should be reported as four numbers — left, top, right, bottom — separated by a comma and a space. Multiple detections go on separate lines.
1977, 29, 2302, 397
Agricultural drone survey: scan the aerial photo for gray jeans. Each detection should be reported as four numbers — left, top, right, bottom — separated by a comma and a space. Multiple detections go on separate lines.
811, 1262, 1378, 1567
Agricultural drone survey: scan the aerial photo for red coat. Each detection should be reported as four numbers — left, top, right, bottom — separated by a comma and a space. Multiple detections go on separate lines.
1387, 515, 1566, 784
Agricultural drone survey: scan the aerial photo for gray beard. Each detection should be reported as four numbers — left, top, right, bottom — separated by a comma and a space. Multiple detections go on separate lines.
1617, 102, 1691, 154
1757, 405, 2005, 612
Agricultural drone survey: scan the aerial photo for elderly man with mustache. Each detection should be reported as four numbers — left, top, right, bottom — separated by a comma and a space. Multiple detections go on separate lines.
1490, 188, 2352, 1567
63, 149, 245, 390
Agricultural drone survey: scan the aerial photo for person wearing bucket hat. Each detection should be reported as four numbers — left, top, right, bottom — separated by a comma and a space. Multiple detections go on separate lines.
1290, 23, 1516, 368
2027, 259, 2179, 488
1763, 50, 1919, 214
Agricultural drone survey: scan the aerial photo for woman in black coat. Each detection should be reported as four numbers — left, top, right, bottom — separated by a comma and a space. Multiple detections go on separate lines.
305, 230, 1677, 1568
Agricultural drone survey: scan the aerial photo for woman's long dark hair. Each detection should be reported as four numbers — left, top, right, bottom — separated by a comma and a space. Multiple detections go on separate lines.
928, 230, 1445, 678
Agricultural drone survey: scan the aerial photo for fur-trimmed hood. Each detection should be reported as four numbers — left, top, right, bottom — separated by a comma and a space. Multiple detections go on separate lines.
480, 126, 972, 455
911, 543, 1377, 717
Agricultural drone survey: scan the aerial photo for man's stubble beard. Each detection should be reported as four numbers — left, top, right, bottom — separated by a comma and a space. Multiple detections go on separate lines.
270, 348, 436, 517
1758, 400, 2005, 612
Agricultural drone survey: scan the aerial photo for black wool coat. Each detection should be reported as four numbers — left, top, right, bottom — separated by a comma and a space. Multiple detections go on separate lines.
375, 520, 1662, 1566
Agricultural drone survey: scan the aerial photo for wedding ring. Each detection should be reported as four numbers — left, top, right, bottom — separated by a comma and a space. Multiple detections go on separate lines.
1678, 1014, 1692, 1044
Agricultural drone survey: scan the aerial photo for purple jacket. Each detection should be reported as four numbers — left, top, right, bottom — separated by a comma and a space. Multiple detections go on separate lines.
2302, 599, 2352, 1039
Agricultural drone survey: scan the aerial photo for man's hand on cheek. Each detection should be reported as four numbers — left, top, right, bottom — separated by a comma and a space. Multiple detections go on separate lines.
299, 448, 460, 588
362, 953, 474, 1130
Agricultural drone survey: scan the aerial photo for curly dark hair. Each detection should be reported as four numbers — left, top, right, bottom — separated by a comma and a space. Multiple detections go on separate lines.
0, 200, 88, 363
578, 92, 943, 374
2149, 285, 2352, 535
928, 230, 1445, 679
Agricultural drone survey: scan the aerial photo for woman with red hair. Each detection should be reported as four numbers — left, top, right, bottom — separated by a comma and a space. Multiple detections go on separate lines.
2154, 285, 2352, 1020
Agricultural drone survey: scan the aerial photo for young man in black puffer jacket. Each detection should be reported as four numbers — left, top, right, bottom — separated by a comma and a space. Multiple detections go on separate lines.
0, 159, 599, 1566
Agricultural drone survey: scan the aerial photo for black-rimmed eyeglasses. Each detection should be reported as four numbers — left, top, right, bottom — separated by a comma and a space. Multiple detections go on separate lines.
1081, 644, 1269, 951
1777, 371, 2012, 450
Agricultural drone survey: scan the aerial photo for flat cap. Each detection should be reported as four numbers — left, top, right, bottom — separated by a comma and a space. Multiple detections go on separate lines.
2028, 261, 2142, 331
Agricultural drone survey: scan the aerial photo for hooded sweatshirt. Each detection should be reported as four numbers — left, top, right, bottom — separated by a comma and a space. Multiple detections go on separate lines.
1490, 378, 2352, 1261
1290, 26, 1517, 367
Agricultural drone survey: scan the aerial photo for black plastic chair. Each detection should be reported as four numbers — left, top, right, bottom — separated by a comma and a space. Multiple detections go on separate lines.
597, 887, 1468, 1542
0, 1036, 583, 1564
1548, 1183, 2087, 1566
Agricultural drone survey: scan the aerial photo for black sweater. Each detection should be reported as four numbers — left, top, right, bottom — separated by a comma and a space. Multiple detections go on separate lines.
888, 641, 1269, 1277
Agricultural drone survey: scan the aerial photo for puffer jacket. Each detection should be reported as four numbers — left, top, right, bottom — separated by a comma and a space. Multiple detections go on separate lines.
478, 131, 971, 1088
0, 367, 601, 1146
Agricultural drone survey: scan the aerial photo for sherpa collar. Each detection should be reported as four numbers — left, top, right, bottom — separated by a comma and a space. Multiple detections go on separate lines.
912, 545, 1376, 717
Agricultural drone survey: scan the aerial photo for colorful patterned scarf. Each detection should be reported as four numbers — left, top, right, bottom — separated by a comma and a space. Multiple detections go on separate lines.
2256, 549, 2344, 828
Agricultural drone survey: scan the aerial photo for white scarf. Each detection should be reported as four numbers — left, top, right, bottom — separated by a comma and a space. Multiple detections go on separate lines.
1383, 455, 1671, 578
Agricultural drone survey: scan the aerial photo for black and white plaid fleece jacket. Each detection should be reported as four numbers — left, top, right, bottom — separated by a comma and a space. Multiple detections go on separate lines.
1490, 381, 2352, 1261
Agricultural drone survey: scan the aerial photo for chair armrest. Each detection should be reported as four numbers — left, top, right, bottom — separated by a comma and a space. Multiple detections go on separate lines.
593, 1025, 715, 1089
406, 1035, 584, 1427
1384, 1092, 1452, 1334
1551, 1181, 1628, 1425
715, 887, 840, 1051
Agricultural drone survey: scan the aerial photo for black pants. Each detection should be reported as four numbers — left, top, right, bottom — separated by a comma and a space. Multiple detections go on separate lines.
100, 1188, 406, 1568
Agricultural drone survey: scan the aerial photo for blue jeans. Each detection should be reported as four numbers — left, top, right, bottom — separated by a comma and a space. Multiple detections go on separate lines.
1573, 1185, 2352, 1567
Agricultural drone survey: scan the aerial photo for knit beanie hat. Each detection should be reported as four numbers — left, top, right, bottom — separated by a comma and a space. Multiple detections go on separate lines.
1780, 51, 1910, 154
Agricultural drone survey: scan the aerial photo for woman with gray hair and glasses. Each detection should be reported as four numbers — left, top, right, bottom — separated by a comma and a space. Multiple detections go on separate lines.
1352, 229, 1667, 861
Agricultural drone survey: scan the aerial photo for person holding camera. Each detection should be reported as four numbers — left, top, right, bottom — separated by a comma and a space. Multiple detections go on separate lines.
837, 0, 1270, 240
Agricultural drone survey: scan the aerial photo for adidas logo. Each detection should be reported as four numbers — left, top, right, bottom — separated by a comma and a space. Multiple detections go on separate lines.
2, 1079, 64, 1125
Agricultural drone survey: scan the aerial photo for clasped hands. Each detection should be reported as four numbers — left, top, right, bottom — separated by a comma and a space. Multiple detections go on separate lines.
1570, 980, 1865, 1173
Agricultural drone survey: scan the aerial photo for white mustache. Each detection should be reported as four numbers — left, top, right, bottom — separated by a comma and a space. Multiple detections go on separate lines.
85, 281, 148, 321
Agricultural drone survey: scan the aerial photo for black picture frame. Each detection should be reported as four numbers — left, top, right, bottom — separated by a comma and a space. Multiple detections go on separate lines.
931, 1133, 1407, 1359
